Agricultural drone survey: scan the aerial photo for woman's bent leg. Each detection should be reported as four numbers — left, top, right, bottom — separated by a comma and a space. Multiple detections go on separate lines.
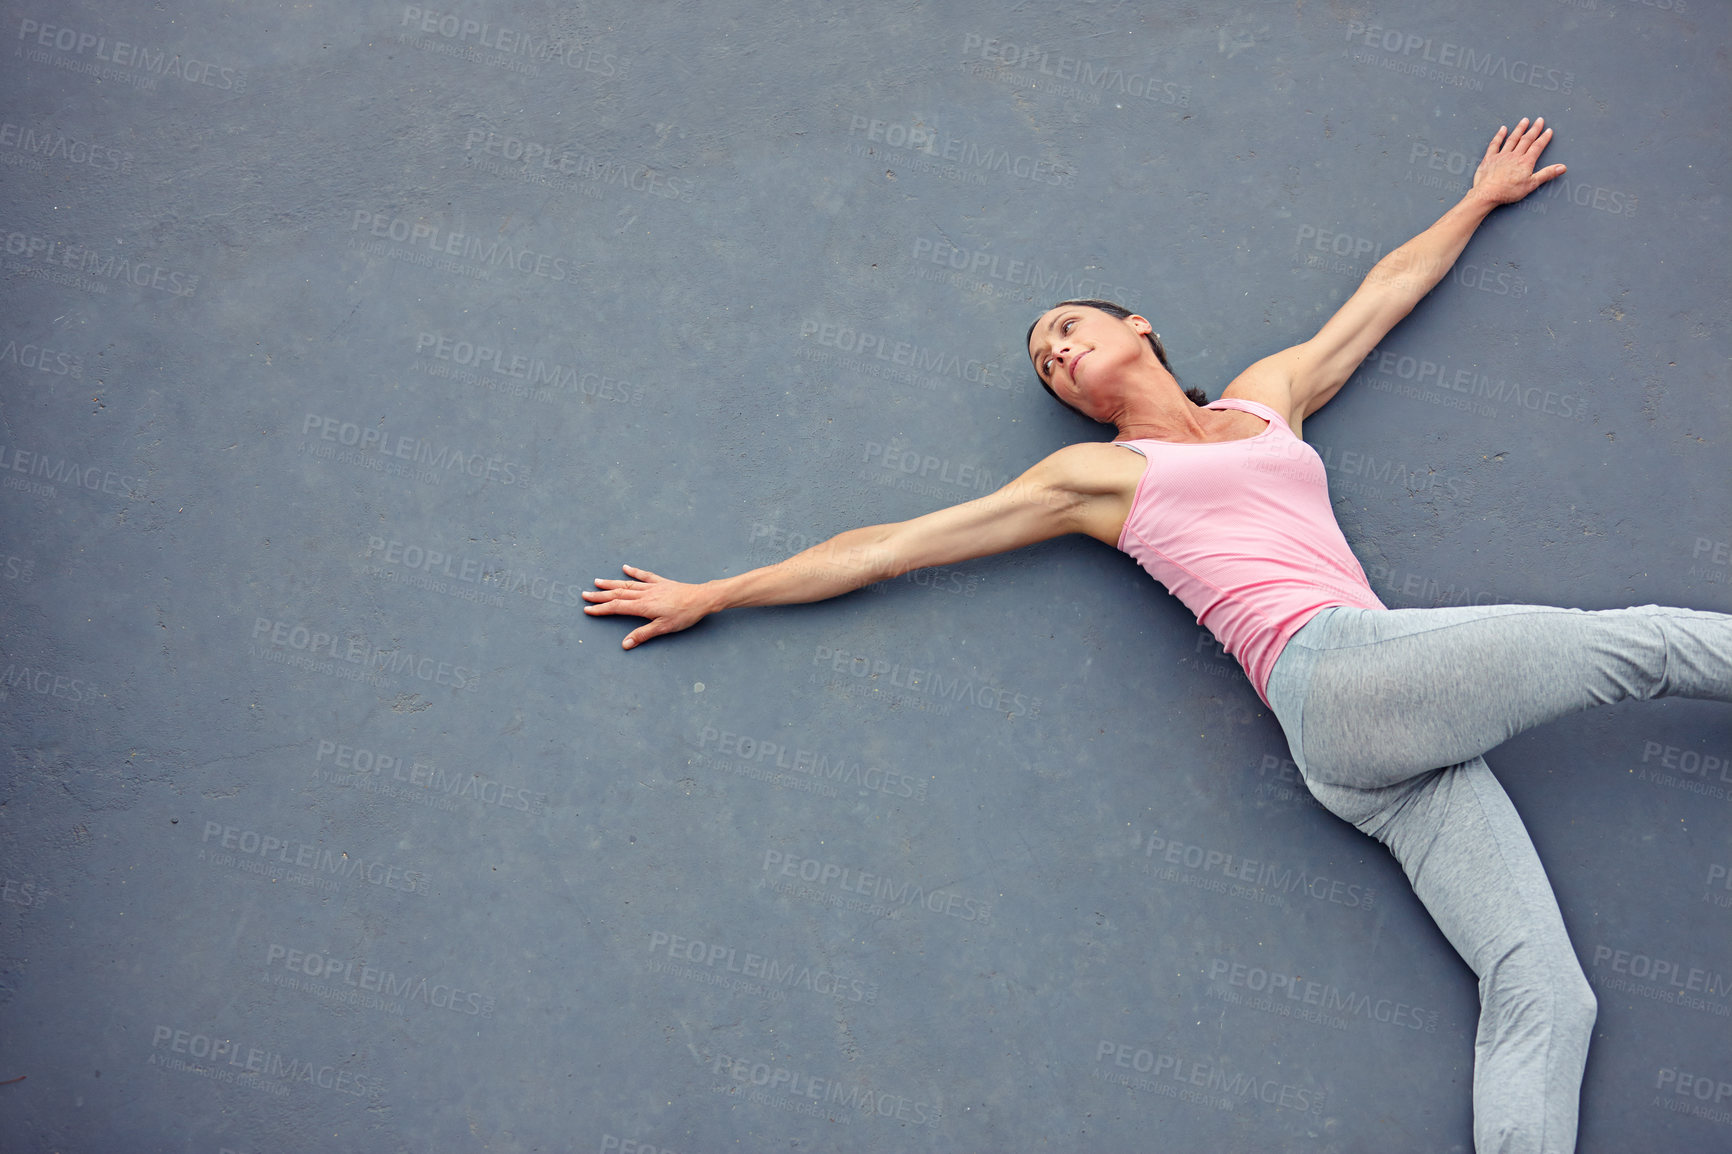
1258, 602, 1724, 1148
1292, 603, 1732, 787
1305, 760, 1597, 1154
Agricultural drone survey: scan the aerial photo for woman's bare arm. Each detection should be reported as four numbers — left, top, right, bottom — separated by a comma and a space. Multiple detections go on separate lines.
1228, 117, 1566, 430
583, 445, 1110, 649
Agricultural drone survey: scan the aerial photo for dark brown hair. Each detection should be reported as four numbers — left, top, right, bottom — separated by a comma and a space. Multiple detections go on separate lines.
1026, 299, 1208, 413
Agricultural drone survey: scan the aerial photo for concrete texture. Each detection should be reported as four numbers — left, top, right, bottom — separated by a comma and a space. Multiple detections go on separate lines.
1, 1, 1727, 1151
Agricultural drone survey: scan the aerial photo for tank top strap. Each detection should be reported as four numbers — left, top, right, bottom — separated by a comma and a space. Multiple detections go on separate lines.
1206, 396, 1295, 437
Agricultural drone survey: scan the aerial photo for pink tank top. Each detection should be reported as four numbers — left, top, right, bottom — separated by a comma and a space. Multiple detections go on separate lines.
1114, 397, 1387, 705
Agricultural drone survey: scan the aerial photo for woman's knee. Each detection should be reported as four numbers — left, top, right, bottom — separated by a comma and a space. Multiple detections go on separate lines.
1560, 964, 1597, 1035
1485, 947, 1597, 1040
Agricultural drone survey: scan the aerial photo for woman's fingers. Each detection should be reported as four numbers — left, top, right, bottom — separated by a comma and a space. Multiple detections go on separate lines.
1495, 117, 1546, 157
583, 564, 708, 648
622, 621, 672, 649
586, 564, 656, 597
1474, 118, 1562, 202
583, 590, 648, 609
582, 569, 641, 608
1521, 121, 1553, 160
617, 599, 685, 648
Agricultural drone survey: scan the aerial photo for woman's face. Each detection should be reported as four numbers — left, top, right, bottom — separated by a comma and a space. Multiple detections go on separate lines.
1027, 306, 1154, 416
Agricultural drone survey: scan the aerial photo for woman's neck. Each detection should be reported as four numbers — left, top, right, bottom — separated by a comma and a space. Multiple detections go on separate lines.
1112, 393, 1218, 444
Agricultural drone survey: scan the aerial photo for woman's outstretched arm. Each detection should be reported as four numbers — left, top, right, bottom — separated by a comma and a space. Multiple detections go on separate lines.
582, 444, 1115, 649
1232, 117, 1567, 429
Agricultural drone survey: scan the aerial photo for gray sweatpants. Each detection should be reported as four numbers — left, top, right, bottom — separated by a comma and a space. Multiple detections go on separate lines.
1262, 602, 1732, 1154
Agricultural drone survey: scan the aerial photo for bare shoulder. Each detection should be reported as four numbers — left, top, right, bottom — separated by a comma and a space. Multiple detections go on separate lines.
1221, 350, 1306, 437
1035, 440, 1148, 496
1029, 441, 1148, 545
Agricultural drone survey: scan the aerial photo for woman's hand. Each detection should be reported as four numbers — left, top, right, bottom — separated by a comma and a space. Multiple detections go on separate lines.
582, 564, 715, 649
1470, 117, 1566, 206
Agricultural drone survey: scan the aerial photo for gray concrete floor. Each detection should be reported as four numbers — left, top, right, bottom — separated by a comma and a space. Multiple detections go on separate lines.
2, 2, 1728, 1151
